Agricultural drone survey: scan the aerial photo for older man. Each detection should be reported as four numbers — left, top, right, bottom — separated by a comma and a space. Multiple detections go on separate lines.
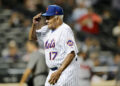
29, 5, 79, 86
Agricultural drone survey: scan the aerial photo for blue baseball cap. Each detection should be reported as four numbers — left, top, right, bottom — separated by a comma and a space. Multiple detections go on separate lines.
42, 5, 64, 16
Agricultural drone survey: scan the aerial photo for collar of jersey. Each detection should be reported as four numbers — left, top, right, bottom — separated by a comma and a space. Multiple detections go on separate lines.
50, 23, 64, 33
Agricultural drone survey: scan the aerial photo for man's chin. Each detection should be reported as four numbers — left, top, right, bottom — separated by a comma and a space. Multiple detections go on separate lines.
48, 26, 51, 29
48, 26, 53, 29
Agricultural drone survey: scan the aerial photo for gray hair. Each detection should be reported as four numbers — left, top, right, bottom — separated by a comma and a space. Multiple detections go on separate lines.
55, 15, 64, 21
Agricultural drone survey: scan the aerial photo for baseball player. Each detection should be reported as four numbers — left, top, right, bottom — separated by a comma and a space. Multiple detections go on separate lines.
77, 50, 94, 86
29, 5, 79, 86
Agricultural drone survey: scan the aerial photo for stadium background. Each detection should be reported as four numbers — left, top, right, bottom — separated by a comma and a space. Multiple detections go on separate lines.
0, 0, 120, 86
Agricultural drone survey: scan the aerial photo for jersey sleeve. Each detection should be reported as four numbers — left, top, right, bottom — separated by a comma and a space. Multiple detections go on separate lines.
36, 25, 49, 42
62, 28, 78, 55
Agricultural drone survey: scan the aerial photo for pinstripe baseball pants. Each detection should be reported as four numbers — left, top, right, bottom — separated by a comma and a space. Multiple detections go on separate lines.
45, 61, 79, 86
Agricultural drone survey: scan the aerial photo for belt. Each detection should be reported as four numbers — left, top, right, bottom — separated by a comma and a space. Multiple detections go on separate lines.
76, 58, 77, 61
50, 67, 58, 71
80, 77, 90, 80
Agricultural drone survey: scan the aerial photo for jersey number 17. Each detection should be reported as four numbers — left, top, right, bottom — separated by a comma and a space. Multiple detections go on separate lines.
49, 52, 57, 60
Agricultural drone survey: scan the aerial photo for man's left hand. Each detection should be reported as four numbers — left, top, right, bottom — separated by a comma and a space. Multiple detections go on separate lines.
48, 69, 62, 85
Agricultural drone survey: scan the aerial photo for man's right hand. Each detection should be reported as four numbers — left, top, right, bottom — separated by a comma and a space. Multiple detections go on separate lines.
32, 13, 45, 30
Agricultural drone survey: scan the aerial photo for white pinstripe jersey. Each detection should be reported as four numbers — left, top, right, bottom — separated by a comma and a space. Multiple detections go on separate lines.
36, 23, 78, 68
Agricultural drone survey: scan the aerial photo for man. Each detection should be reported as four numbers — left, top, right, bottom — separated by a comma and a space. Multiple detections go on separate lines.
77, 7, 102, 35
19, 40, 48, 86
29, 5, 79, 86
3, 40, 20, 62
77, 50, 94, 86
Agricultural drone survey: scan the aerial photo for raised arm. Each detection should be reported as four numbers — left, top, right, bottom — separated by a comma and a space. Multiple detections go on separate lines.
29, 24, 37, 41
29, 13, 45, 41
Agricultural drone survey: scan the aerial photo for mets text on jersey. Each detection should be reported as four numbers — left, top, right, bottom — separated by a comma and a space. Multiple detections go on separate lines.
45, 39, 55, 49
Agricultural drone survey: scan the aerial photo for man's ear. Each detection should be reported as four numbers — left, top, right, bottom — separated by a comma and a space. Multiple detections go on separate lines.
55, 16, 59, 23
57, 16, 61, 22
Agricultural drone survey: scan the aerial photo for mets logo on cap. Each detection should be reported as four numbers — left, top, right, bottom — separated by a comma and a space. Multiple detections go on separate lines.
46, 8, 48, 11
67, 40, 73, 46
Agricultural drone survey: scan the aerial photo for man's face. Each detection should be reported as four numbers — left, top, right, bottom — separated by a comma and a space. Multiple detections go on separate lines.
45, 16, 57, 29
9, 47, 17, 56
